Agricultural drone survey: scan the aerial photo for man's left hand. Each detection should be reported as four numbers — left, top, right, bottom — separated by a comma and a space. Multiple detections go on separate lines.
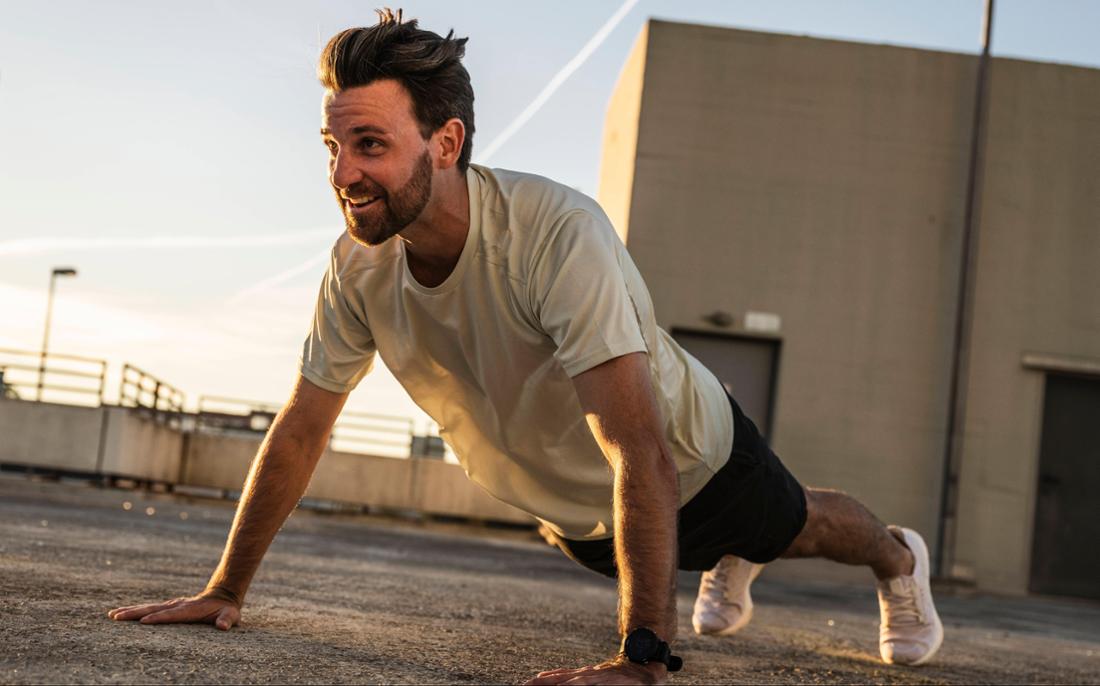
525, 654, 667, 685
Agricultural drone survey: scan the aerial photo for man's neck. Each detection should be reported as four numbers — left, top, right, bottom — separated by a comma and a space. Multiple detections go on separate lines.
400, 169, 470, 288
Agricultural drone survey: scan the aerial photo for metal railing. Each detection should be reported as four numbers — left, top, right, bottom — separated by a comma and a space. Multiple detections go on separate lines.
196, 395, 281, 433
119, 363, 184, 412
195, 394, 426, 458
330, 409, 417, 456
0, 347, 107, 406
0, 351, 435, 459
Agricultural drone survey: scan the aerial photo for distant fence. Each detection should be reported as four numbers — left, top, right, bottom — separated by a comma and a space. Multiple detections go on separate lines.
120, 363, 184, 412
331, 409, 417, 456
196, 394, 438, 459
0, 347, 107, 406
0, 348, 433, 460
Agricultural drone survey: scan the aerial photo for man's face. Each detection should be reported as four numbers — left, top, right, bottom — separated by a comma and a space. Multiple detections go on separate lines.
321, 80, 435, 246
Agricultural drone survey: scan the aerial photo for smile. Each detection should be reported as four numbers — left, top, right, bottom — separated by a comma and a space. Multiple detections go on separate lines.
346, 195, 379, 209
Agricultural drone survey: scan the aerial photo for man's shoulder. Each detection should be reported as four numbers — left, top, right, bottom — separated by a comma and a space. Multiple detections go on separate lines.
474, 165, 607, 234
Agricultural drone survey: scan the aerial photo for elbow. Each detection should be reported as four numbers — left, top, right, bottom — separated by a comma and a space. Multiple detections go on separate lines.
613, 439, 679, 484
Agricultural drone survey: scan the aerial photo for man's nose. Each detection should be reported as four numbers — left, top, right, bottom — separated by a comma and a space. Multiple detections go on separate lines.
330, 150, 363, 191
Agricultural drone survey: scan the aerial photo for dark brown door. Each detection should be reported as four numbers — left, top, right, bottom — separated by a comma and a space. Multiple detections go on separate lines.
1029, 374, 1100, 600
671, 330, 779, 439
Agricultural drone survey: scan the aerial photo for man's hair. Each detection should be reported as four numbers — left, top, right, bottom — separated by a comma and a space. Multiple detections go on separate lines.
318, 8, 475, 172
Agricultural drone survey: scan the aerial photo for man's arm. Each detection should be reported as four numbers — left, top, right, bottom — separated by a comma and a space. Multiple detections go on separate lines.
528, 352, 679, 685
108, 375, 348, 629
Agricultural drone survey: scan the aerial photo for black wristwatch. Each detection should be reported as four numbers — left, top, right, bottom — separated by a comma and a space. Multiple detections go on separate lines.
621, 627, 683, 672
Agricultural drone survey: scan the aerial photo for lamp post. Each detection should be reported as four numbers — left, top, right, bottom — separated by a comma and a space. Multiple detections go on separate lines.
37, 267, 78, 401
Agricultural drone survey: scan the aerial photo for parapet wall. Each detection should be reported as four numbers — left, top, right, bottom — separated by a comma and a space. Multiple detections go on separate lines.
0, 398, 534, 527
0, 398, 104, 472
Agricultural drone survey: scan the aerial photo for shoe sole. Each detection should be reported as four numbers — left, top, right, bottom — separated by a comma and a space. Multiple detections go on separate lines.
708, 603, 754, 636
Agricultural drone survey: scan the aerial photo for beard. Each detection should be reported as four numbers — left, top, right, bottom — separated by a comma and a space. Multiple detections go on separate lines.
340, 150, 434, 247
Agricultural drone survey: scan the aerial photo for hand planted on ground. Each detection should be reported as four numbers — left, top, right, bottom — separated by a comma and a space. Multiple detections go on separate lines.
107, 592, 240, 631
525, 655, 666, 685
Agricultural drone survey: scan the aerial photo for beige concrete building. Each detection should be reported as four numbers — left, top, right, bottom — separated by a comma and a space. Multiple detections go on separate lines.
599, 20, 1100, 597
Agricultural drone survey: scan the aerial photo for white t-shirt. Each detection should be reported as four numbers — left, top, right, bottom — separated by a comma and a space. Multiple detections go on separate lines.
300, 165, 733, 539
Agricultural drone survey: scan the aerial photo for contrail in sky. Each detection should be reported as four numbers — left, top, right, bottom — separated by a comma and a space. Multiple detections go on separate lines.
221, 2, 642, 304
475, 0, 641, 165
0, 229, 337, 257
227, 248, 331, 305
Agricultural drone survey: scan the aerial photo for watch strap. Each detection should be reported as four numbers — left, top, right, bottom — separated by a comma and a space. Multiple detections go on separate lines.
622, 628, 683, 672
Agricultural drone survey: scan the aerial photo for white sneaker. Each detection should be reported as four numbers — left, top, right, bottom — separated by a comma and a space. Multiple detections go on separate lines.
877, 527, 944, 666
692, 555, 764, 636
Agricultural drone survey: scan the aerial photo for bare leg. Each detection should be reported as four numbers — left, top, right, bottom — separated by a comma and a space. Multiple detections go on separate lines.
781, 487, 914, 580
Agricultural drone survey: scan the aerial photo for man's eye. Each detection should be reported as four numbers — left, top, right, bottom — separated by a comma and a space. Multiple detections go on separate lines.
359, 138, 381, 151
324, 140, 338, 154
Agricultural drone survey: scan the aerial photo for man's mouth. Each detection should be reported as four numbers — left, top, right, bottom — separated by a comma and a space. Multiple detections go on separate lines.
345, 195, 380, 210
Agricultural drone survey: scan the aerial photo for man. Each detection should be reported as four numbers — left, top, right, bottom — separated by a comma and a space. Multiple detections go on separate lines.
109, 10, 943, 684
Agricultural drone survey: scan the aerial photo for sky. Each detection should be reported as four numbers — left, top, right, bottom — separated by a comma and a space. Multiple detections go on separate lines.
2, 0, 1098, 431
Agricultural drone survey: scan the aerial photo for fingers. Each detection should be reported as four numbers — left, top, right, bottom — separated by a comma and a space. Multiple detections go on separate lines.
527, 664, 655, 686
525, 668, 583, 685
110, 597, 240, 631
535, 668, 578, 677
108, 598, 185, 621
139, 602, 215, 625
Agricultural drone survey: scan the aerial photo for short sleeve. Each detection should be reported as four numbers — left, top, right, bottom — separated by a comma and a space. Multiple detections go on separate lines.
528, 210, 649, 377
299, 248, 376, 393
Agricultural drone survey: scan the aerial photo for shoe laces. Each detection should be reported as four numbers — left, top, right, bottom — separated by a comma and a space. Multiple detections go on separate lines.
881, 577, 925, 626
700, 558, 739, 604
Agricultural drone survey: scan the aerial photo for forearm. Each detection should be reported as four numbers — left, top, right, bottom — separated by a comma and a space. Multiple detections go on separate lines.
613, 444, 680, 641
204, 419, 329, 605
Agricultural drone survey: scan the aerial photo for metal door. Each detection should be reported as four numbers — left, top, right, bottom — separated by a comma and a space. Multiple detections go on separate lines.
671, 330, 779, 439
1029, 373, 1100, 599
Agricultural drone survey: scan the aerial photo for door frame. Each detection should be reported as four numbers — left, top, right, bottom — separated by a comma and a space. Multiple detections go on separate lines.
670, 327, 783, 440
1028, 369, 1100, 597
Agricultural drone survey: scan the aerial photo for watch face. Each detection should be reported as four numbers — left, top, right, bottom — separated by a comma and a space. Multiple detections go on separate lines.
625, 628, 658, 662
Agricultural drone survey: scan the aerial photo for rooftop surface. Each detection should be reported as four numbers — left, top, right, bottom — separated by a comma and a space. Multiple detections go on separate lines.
2, 475, 1098, 684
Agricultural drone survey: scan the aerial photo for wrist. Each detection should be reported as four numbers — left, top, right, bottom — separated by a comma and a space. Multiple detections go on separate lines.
621, 627, 683, 673
201, 584, 244, 608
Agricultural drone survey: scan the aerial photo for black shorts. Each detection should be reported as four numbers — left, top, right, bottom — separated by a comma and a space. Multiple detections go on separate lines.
556, 393, 807, 577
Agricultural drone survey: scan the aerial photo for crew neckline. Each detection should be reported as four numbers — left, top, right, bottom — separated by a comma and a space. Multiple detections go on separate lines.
401, 166, 481, 296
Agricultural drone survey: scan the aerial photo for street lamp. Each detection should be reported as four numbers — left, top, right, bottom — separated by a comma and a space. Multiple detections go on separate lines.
37, 267, 78, 401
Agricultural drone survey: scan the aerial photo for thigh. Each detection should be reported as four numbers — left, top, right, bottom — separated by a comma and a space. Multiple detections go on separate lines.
678, 393, 808, 568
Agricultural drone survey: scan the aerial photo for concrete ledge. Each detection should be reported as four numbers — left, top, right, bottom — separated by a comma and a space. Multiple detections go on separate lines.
3, 400, 534, 528
98, 408, 183, 482
181, 429, 534, 526
0, 397, 103, 472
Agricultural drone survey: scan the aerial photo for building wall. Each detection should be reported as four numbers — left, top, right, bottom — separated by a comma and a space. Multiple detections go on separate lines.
951, 58, 1100, 592
598, 20, 1100, 593
601, 20, 977, 560
598, 23, 648, 243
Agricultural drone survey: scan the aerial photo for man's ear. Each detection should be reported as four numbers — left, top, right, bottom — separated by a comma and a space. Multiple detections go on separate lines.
434, 118, 466, 170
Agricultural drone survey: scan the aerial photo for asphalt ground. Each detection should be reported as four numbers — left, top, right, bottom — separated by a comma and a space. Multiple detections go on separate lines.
2, 475, 1099, 684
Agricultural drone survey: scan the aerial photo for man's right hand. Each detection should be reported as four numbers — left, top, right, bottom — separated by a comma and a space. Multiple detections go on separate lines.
107, 591, 241, 631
